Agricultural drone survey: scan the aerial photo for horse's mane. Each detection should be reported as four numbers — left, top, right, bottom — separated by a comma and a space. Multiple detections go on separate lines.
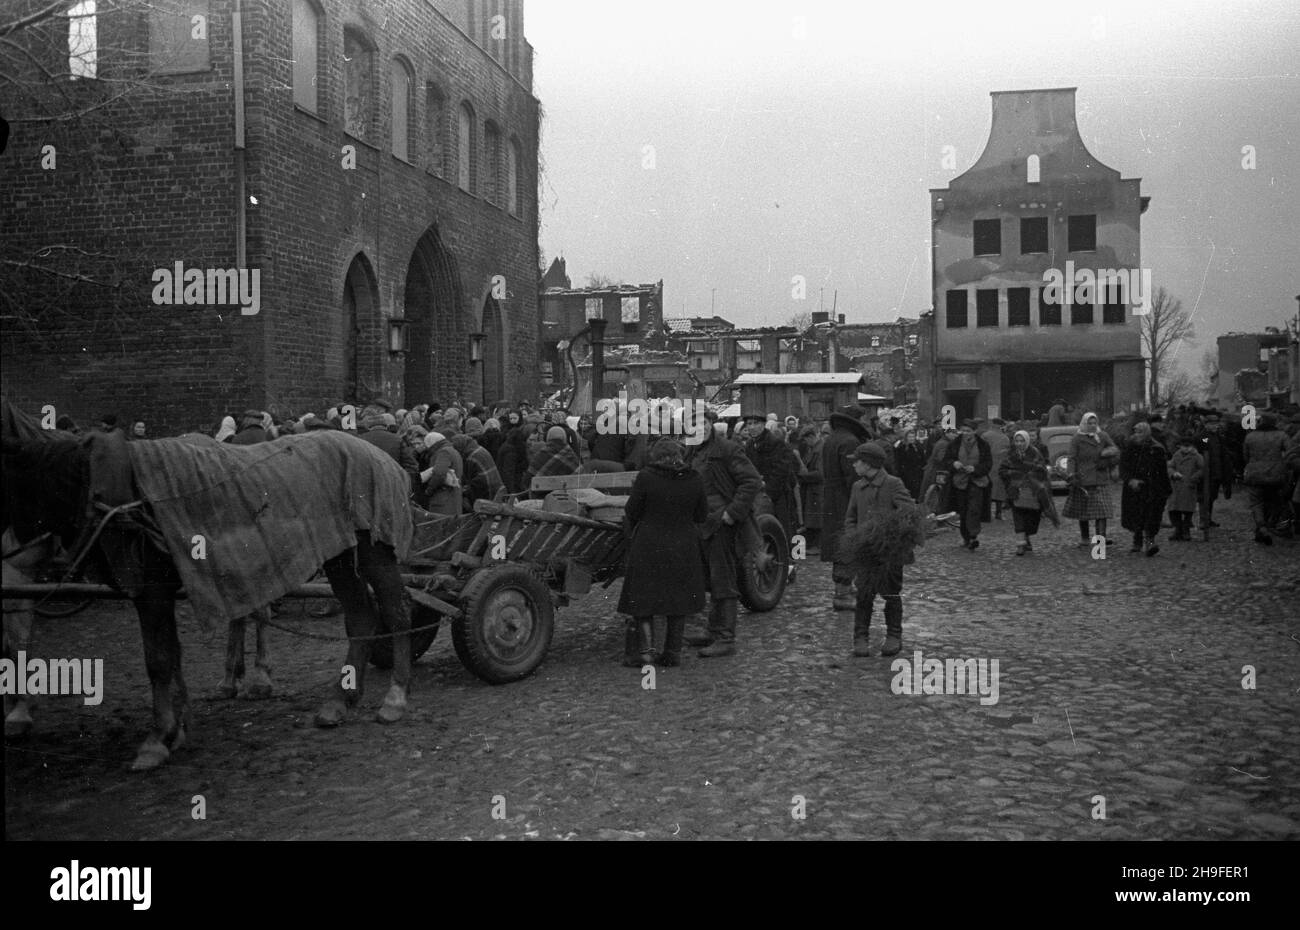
1, 399, 88, 547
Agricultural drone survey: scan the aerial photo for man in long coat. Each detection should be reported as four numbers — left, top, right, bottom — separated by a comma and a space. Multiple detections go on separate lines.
1120, 420, 1172, 555
818, 405, 870, 610
683, 411, 764, 657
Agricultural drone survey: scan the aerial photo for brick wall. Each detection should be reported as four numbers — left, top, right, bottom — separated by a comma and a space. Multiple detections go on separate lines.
1, 0, 540, 432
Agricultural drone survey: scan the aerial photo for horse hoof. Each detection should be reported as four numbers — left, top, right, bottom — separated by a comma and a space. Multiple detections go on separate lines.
314, 701, 347, 728
241, 683, 274, 701
376, 703, 405, 725
215, 684, 239, 700
130, 745, 170, 772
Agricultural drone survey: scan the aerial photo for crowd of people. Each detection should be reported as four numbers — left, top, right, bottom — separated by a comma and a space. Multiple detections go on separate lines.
68, 393, 1299, 665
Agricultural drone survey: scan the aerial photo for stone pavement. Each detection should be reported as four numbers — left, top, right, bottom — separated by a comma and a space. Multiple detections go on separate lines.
4, 494, 1297, 840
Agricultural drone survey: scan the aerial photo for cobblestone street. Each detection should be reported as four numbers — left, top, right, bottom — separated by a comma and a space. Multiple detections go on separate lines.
5, 495, 1298, 840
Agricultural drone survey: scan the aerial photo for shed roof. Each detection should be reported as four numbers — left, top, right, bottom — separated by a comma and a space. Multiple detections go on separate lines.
735, 373, 865, 386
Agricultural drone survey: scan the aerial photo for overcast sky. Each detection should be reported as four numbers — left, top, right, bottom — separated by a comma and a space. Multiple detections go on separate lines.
526, 0, 1299, 372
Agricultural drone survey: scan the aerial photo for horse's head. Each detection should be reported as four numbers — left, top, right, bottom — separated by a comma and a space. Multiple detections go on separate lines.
1, 403, 91, 553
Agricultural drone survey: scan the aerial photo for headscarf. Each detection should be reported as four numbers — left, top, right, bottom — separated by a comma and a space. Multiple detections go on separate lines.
485, 417, 502, 432
1080, 412, 1099, 434
214, 416, 237, 443
1013, 429, 1032, 447
423, 431, 446, 450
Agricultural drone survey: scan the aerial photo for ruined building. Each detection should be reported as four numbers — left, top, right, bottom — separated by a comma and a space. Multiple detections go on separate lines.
922, 87, 1148, 422
1, 0, 540, 430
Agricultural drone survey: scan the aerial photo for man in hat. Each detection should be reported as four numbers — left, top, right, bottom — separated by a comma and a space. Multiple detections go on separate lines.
683, 408, 764, 658
941, 419, 993, 549
358, 403, 420, 489
819, 405, 871, 610
842, 442, 914, 657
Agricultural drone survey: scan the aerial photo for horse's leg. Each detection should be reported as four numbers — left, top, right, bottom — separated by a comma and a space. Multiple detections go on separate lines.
241, 607, 274, 699
131, 584, 185, 771
357, 534, 410, 725
2, 567, 36, 739
313, 548, 375, 728
218, 615, 245, 699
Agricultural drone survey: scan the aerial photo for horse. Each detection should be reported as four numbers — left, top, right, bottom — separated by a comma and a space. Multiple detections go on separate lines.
1, 399, 415, 770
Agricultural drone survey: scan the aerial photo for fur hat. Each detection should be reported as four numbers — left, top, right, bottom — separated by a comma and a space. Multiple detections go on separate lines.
464, 417, 485, 437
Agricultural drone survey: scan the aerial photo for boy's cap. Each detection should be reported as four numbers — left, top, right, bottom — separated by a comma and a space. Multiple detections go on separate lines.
848, 443, 887, 466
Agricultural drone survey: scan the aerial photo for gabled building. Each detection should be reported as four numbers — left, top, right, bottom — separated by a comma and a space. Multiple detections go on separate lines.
922, 88, 1148, 422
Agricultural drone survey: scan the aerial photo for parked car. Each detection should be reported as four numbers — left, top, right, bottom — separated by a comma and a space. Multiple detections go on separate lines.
1038, 425, 1080, 493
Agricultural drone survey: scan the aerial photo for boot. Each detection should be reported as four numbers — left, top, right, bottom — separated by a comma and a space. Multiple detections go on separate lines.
880, 598, 903, 657
658, 615, 685, 667
621, 619, 642, 668
698, 599, 737, 657
1145, 534, 1160, 557
685, 600, 718, 647
1201, 526, 1210, 542
637, 618, 656, 667
832, 582, 855, 611
853, 617, 872, 657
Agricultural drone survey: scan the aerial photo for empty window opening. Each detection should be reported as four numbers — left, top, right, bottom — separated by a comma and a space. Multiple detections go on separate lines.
1027, 154, 1040, 183
973, 219, 1001, 256
1038, 288, 1062, 326
69, 0, 97, 79
1020, 217, 1049, 254
1071, 289, 1094, 325
946, 290, 968, 328
1068, 215, 1097, 252
976, 289, 999, 327
1007, 288, 1031, 327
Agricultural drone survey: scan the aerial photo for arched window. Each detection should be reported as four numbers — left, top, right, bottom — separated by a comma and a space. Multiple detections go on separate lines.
292, 0, 321, 112
458, 102, 475, 192
68, 0, 97, 79
1027, 154, 1041, 184
390, 57, 413, 161
425, 84, 447, 177
506, 136, 521, 216
343, 29, 375, 141
483, 121, 502, 206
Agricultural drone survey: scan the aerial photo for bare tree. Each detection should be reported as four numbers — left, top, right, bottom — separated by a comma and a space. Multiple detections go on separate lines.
786, 311, 813, 333
1194, 346, 1219, 401
1159, 368, 1197, 406
584, 272, 618, 288
1141, 287, 1195, 408
1, 0, 196, 335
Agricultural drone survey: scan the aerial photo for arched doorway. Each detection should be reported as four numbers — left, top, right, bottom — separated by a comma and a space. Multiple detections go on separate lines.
341, 254, 378, 402
481, 294, 505, 405
403, 225, 466, 405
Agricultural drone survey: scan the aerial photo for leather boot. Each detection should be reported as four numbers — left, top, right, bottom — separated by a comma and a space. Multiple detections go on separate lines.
637, 618, 656, 667
685, 601, 717, 647
880, 597, 903, 657
852, 612, 872, 657
659, 615, 685, 667
698, 599, 736, 657
621, 618, 642, 667
832, 582, 855, 611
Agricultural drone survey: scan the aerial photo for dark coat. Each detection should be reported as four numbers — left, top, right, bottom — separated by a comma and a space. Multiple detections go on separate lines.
895, 440, 927, 501
1167, 446, 1203, 512
1120, 437, 1172, 531
496, 427, 529, 493
617, 464, 708, 617
230, 426, 268, 445
998, 445, 1060, 525
798, 438, 824, 530
450, 434, 503, 508
1068, 429, 1120, 487
816, 412, 870, 562
418, 439, 464, 517
479, 427, 505, 462
526, 441, 581, 481
747, 428, 801, 536
360, 426, 421, 487
1195, 431, 1233, 484
590, 430, 631, 468
941, 433, 992, 487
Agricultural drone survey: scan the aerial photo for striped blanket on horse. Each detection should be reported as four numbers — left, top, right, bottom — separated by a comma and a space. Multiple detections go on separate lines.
128, 432, 413, 624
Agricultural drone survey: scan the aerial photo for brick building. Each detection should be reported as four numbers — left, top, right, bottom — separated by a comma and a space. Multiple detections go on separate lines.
1, 0, 540, 432
922, 88, 1148, 423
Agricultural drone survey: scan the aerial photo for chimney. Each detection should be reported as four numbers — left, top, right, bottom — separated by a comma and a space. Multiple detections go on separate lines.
837, 314, 846, 324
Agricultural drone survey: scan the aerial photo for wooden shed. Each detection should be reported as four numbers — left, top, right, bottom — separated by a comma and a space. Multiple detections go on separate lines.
734, 372, 877, 422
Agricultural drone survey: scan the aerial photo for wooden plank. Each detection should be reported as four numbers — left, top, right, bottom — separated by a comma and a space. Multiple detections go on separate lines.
474, 499, 622, 531
528, 472, 637, 495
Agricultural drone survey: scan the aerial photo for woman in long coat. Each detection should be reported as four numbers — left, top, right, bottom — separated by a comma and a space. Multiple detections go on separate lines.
1063, 412, 1119, 547
920, 427, 957, 508
1121, 420, 1172, 555
894, 429, 927, 502
982, 421, 1012, 519
998, 430, 1059, 555
747, 424, 802, 539
795, 425, 824, 543
617, 440, 708, 668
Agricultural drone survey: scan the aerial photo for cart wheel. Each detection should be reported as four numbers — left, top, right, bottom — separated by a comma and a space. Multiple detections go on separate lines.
737, 513, 789, 612
451, 565, 554, 684
370, 601, 440, 670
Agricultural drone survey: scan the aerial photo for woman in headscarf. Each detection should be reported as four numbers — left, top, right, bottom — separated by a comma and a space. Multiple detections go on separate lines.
1062, 412, 1119, 548
999, 430, 1059, 555
1120, 420, 1172, 555
479, 417, 505, 462
894, 428, 927, 502
496, 410, 529, 494
795, 424, 824, 546
617, 439, 707, 668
